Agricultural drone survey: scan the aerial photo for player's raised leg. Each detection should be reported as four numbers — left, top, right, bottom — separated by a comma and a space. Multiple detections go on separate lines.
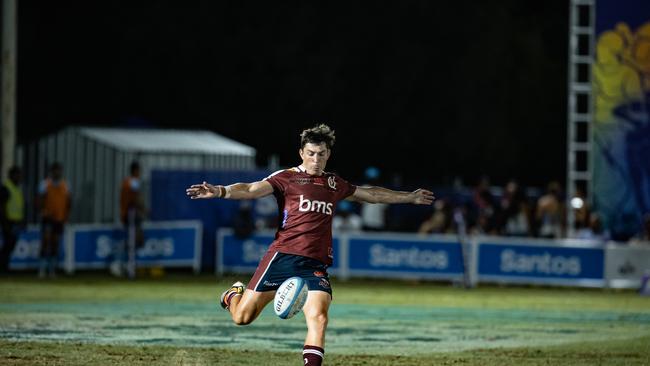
227, 288, 275, 325
302, 290, 331, 366
221, 250, 279, 324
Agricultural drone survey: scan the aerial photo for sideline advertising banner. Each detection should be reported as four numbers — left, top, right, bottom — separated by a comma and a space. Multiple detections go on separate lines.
8, 225, 65, 270
216, 230, 466, 281
216, 231, 650, 288
71, 221, 202, 273
345, 234, 466, 281
477, 239, 605, 287
9, 221, 202, 273
605, 243, 650, 288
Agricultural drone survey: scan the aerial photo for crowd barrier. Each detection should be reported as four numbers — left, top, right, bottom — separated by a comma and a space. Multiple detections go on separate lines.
9, 221, 202, 274
216, 229, 650, 289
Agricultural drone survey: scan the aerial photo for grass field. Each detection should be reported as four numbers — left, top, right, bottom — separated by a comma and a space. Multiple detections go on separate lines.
1, 273, 649, 365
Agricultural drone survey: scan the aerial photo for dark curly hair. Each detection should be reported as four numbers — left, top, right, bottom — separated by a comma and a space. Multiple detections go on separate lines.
300, 124, 335, 150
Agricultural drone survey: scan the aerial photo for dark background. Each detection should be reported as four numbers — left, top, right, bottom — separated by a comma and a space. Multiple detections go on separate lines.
17, 1, 568, 189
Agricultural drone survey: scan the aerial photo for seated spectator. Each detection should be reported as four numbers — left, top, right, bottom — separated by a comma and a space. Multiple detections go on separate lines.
471, 176, 499, 235
333, 200, 362, 233
360, 166, 388, 231
499, 179, 532, 237
570, 186, 590, 233
418, 199, 453, 235
536, 181, 565, 238
575, 212, 610, 241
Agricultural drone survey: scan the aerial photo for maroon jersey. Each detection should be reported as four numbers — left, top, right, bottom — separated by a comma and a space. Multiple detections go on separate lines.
264, 166, 356, 265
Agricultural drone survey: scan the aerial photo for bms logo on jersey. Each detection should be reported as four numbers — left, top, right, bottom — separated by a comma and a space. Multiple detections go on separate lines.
298, 195, 333, 215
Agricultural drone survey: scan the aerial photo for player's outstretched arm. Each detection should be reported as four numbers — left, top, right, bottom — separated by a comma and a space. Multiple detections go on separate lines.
350, 186, 434, 205
186, 180, 273, 200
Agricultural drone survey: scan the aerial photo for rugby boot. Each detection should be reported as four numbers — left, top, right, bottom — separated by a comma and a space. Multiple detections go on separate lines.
220, 281, 245, 310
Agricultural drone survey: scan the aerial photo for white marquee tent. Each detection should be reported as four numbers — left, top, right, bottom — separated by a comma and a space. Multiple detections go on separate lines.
18, 127, 257, 223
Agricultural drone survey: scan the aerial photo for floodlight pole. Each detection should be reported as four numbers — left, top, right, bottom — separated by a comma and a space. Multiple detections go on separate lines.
1, 0, 17, 179
566, 0, 595, 238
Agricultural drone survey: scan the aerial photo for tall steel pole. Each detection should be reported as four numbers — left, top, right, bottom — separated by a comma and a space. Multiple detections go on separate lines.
1, 0, 17, 179
566, 0, 595, 238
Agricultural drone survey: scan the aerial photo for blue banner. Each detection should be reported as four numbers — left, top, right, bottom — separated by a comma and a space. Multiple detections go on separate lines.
347, 236, 465, 278
9, 226, 65, 269
218, 230, 340, 273
70, 222, 201, 272
478, 242, 604, 282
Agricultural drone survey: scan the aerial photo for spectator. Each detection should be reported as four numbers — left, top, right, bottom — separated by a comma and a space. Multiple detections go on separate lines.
499, 179, 532, 237
418, 199, 453, 235
536, 181, 565, 239
37, 162, 71, 278
575, 212, 610, 241
359, 166, 388, 231
471, 176, 499, 235
0, 166, 26, 274
569, 186, 591, 234
332, 200, 362, 233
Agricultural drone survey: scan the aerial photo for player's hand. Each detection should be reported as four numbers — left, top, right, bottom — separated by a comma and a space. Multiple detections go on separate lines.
186, 181, 219, 199
411, 189, 435, 205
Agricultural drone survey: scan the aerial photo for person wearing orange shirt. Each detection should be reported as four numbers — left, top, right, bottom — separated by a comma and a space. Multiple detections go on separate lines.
37, 162, 71, 278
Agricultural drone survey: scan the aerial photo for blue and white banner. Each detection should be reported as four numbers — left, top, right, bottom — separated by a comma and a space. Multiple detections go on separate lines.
8, 221, 202, 273
477, 238, 605, 287
8, 225, 65, 270
216, 229, 341, 275
212, 230, 647, 289
345, 234, 466, 280
71, 221, 202, 273
216, 230, 464, 281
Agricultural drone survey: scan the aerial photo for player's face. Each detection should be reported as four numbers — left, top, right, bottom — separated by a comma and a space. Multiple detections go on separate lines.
299, 142, 330, 176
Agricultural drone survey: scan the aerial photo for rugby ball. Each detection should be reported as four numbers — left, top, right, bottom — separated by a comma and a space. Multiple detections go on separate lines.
274, 276, 308, 319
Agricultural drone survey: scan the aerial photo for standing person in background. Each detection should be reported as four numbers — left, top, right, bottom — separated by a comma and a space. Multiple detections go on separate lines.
37, 162, 71, 278
116, 161, 146, 278
186, 124, 434, 366
0, 166, 26, 274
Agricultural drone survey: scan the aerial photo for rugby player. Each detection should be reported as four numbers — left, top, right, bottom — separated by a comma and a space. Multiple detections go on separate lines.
186, 124, 434, 365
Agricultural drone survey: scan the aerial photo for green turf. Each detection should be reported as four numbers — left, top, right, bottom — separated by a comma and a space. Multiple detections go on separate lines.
1, 336, 649, 366
1, 274, 649, 365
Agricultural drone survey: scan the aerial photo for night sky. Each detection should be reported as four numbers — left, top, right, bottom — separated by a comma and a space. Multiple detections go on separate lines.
17, 1, 568, 189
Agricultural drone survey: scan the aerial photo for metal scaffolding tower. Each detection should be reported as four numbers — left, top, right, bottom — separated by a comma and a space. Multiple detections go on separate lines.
566, 0, 595, 237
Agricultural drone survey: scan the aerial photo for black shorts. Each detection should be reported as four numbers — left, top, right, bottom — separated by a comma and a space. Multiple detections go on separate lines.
247, 251, 332, 295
